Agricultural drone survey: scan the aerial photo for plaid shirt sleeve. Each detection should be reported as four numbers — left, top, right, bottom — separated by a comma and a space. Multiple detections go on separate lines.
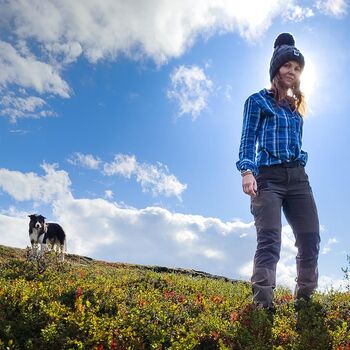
236, 96, 261, 176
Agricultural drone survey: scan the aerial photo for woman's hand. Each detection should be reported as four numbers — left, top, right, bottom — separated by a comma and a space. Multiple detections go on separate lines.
242, 173, 257, 196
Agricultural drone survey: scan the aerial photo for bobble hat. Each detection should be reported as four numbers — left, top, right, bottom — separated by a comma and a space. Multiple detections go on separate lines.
269, 33, 305, 82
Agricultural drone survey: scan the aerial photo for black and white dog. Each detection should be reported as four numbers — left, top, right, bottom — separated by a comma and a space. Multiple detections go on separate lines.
28, 214, 67, 261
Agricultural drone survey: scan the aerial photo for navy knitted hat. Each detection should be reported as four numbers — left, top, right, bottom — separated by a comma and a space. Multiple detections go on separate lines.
269, 33, 305, 82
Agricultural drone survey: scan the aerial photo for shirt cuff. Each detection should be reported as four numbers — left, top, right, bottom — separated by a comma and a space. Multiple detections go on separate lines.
236, 159, 258, 177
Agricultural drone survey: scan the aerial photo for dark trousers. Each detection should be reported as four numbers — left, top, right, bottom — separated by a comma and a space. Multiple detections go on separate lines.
250, 162, 320, 307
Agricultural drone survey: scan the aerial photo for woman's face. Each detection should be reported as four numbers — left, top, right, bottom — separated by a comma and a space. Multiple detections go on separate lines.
278, 60, 302, 89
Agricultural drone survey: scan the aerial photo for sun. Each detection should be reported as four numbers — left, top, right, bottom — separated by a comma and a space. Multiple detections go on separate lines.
300, 55, 316, 100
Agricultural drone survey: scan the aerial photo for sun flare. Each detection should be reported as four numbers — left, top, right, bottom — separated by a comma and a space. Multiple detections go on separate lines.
300, 56, 316, 100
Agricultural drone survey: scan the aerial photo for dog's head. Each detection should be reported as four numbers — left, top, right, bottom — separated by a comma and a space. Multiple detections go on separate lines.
28, 214, 46, 231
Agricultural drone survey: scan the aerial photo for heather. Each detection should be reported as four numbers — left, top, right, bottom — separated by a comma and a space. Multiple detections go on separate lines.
0, 245, 349, 349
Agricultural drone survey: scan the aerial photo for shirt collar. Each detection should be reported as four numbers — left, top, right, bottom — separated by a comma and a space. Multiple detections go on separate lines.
262, 88, 299, 113
262, 88, 275, 97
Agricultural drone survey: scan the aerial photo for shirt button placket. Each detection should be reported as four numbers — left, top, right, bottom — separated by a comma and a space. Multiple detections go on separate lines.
291, 115, 296, 153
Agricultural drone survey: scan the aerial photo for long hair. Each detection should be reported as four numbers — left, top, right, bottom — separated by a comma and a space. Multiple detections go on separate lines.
270, 74, 307, 117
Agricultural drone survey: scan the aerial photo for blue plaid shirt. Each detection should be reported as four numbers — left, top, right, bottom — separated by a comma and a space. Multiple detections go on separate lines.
236, 88, 308, 176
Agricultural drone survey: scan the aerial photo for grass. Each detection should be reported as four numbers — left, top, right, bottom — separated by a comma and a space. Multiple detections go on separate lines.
0, 244, 349, 349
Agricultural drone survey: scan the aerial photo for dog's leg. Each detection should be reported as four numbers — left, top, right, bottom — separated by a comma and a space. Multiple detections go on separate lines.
61, 238, 67, 262
30, 242, 35, 259
54, 243, 60, 262
30, 242, 36, 260
58, 244, 63, 262
40, 243, 47, 257
32, 242, 40, 259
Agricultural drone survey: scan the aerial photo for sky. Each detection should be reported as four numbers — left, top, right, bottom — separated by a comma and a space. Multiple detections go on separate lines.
0, 0, 349, 293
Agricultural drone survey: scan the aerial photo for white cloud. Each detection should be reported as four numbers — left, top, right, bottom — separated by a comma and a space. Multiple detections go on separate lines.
68, 152, 101, 170
202, 248, 225, 260
318, 275, 348, 292
44, 42, 83, 65
238, 261, 253, 280
0, 163, 71, 203
315, 0, 348, 17
167, 65, 213, 119
0, 213, 29, 248
0, 164, 256, 277
0, 0, 342, 123
175, 229, 199, 244
322, 237, 339, 254
103, 154, 137, 178
283, 4, 314, 21
1, 0, 294, 112
68, 152, 187, 200
0, 41, 70, 98
0, 93, 54, 123
224, 84, 233, 102
0, 0, 297, 66
52, 198, 256, 274
0, 164, 346, 291
135, 162, 187, 199
103, 154, 187, 200
104, 190, 113, 199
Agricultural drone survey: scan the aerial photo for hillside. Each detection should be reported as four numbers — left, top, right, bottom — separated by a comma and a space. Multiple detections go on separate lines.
0, 244, 349, 350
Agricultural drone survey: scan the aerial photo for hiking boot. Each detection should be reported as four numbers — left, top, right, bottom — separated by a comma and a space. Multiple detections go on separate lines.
253, 301, 276, 315
294, 296, 311, 311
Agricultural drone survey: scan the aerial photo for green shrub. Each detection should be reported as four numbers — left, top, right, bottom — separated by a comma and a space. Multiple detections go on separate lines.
0, 246, 349, 349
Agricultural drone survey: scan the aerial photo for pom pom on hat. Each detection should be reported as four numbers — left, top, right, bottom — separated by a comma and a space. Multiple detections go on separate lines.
274, 33, 295, 48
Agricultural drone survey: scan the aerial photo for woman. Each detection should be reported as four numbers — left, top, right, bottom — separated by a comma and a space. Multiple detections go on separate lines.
236, 33, 320, 311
